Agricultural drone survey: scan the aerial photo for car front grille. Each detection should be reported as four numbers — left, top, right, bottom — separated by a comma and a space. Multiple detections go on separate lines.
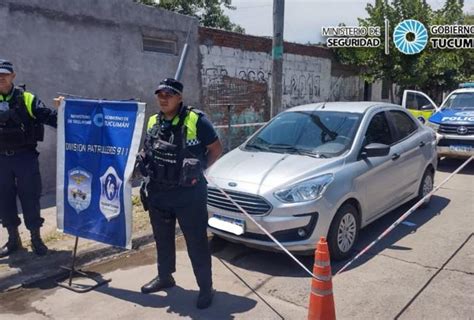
438, 138, 474, 147
207, 187, 272, 215
438, 124, 474, 135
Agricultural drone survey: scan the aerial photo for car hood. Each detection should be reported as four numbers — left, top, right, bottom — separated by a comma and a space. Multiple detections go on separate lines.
429, 109, 474, 125
207, 148, 339, 192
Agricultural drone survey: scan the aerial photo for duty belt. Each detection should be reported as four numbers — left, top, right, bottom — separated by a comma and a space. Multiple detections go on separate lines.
0, 147, 35, 156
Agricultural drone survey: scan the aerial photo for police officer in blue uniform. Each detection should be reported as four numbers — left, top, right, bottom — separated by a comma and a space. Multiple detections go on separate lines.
0, 59, 57, 257
138, 78, 222, 309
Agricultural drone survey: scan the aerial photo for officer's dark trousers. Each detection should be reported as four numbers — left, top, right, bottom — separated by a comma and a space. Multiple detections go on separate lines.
0, 149, 44, 230
148, 181, 212, 290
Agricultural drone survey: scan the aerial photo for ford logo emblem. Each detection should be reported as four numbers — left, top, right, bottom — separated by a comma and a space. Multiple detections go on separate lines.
457, 126, 468, 135
228, 182, 237, 187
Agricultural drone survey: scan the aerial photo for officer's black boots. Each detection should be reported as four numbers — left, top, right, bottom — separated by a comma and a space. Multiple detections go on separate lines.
0, 227, 23, 258
30, 229, 48, 256
196, 287, 215, 309
141, 275, 176, 294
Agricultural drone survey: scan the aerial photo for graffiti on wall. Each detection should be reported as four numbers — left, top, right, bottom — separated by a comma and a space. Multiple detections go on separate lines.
202, 61, 324, 108
283, 73, 321, 99
330, 76, 363, 101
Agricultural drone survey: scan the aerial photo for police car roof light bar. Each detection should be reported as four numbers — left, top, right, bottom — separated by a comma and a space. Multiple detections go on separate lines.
459, 82, 474, 88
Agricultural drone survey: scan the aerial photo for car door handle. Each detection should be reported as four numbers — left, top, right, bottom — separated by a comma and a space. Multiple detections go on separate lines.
419, 141, 425, 148
392, 153, 400, 160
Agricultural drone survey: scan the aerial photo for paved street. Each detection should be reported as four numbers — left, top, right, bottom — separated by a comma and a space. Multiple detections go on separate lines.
0, 159, 472, 319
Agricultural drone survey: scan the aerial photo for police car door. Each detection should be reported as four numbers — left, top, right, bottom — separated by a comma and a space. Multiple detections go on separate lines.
402, 90, 438, 124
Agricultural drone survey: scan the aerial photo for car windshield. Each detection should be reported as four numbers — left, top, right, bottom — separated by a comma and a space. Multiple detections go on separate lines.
441, 92, 474, 110
244, 110, 362, 158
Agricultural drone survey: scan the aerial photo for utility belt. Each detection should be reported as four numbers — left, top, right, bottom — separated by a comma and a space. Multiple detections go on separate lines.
0, 146, 36, 156
146, 138, 202, 191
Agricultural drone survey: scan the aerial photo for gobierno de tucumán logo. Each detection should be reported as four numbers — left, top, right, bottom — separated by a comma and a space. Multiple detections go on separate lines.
322, 20, 473, 54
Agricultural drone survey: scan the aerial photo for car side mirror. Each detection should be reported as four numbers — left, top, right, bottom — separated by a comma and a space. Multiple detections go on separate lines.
420, 104, 434, 111
361, 143, 390, 158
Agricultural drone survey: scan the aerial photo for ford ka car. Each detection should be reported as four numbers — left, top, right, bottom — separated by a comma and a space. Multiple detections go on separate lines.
206, 102, 437, 260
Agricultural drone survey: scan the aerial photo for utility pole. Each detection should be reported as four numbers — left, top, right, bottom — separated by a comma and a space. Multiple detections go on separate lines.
271, 0, 284, 117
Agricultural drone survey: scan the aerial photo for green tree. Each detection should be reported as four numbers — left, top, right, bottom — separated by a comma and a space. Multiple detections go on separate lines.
334, 0, 469, 101
136, 0, 244, 33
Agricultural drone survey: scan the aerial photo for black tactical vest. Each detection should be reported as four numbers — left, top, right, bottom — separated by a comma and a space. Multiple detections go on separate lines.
144, 107, 203, 191
0, 87, 44, 150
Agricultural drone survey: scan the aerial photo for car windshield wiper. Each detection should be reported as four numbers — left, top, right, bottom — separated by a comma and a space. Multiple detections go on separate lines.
268, 144, 328, 158
296, 149, 329, 158
267, 144, 298, 151
245, 143, 269, 151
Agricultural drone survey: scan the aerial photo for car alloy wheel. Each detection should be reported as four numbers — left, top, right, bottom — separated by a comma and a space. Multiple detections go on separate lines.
422, 173, 433, 203
417, 169, 434, 208
337, 213, 357, 253
328, 203, 360, 260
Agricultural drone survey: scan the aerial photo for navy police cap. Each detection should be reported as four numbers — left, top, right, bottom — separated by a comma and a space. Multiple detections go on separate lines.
0, 59, 14, 74
155, 78, 183, 95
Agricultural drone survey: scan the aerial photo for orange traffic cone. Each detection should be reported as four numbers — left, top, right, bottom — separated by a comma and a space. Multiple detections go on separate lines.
307, 237, 336, 320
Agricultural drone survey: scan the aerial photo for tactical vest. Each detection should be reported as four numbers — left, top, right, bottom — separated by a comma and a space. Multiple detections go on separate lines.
144, 106, 203, 190
0, 87, 44, 150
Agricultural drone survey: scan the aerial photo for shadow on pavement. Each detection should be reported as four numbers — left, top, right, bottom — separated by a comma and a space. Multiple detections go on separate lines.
0, 248, 71, 291
96, 283, 257, 320
210, 195, 450, 278
331, 194, 450, 273
437, 158, 474, 175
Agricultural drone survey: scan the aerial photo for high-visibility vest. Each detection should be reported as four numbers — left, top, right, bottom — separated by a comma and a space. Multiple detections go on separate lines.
147, 106, 201, 146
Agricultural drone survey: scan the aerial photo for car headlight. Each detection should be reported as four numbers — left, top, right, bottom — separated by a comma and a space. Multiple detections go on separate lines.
426, 121, 440, 132
274, 174, 334, 203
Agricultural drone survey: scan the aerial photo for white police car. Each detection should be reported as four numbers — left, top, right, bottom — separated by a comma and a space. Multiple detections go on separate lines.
402, 83, 474, 158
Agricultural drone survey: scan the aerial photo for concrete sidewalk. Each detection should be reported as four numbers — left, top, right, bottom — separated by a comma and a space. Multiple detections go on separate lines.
0, 241, 308, 320
0, 189, 156, 292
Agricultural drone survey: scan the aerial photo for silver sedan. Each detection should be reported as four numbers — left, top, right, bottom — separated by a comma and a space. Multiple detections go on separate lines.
206, 102, 438, 260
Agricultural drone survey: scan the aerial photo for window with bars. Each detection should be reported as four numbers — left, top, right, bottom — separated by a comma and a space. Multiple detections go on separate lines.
142, 36, 177, 54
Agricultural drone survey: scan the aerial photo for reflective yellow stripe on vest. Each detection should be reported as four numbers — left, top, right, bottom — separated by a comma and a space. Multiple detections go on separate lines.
147, 114, 158, 131
146, 110, 199, 142
23, 91, 36, 119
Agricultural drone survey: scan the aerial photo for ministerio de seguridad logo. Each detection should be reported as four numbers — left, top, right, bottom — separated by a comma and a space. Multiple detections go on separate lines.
393, 19, 428, 54
322, 19, 473, 54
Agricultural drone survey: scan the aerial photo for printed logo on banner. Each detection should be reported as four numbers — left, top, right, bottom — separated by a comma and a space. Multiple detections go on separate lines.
67, 168, 92, 213
99, 166, 122, 221
93, 112, 104, 127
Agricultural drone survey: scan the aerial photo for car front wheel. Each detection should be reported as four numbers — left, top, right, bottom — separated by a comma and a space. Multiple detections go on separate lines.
327, 203, 360, 261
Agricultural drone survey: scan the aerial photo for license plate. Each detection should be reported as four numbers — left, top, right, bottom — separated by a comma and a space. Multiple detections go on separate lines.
449, 145, 474, 153
208, 214, 245, 235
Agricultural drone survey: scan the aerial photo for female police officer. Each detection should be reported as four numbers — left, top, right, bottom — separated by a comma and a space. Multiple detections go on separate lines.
138, 78, 222, 309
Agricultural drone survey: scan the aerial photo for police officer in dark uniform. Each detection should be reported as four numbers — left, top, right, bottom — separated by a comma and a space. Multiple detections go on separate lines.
0, 59, 57, 257
138, 78, 222, 309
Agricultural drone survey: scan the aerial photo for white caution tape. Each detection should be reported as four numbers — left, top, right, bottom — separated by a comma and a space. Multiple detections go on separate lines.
206, 177, 318, 280
214, 122, 267, 129
336, 156, 474, 275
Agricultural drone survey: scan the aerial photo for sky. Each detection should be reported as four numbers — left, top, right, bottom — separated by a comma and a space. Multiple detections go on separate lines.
224, 0, 474, 44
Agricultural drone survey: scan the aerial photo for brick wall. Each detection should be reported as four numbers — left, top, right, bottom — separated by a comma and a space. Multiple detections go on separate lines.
199, 27, 365, 148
